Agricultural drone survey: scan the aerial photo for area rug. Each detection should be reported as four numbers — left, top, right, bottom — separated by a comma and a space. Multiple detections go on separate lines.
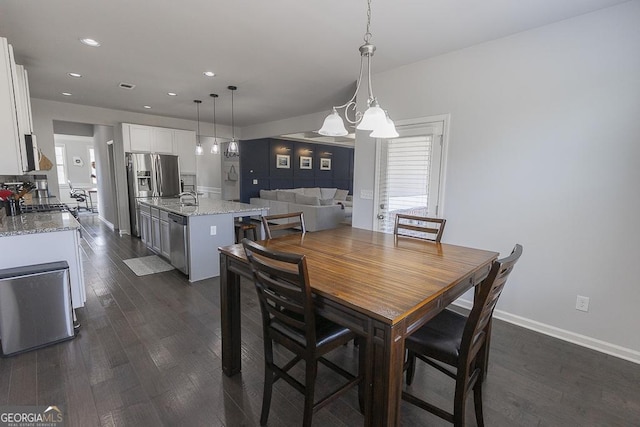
123, 255, 174, 276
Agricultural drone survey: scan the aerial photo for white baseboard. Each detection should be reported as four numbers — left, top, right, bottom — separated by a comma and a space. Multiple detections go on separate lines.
453, 299, 640, 365
98, 216, 115, 230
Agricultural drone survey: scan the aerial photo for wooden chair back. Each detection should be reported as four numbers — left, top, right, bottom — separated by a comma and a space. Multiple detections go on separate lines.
394, 214, 446, 242
261, 211, 306, 239
459, 244, 523, 386
242, 238, 316, 349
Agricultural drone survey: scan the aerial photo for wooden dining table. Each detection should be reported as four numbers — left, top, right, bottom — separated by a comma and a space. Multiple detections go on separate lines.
218, 226, 498, 426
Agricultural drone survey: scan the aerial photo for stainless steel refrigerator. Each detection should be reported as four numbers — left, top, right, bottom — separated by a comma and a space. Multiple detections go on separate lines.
126, 153, 181, 236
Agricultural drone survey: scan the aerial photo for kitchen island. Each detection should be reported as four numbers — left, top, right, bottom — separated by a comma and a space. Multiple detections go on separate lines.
0, 211, 85, 308
137, 198, 268, 282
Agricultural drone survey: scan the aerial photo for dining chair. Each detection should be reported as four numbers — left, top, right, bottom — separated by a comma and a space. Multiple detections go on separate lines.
394, 213, 446, 242
402, 244, 523, 427
68, 180, 89, 211
234, 217, 258, 243
242, 238, 364, 427
260, 211, 306, 239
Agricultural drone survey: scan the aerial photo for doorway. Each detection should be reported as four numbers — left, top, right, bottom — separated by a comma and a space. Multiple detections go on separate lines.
373, 116, 448, 233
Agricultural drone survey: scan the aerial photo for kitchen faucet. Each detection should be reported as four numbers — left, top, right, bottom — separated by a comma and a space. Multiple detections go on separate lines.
179, 191, 198, 205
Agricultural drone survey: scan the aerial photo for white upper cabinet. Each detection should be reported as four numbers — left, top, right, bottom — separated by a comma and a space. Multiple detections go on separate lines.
123, 123, 177, 154
174, 129, 197, 174
0, 37, 37, 175
123, 123, 152, 152
122, 123, 196, 173
153, 127, 175, 154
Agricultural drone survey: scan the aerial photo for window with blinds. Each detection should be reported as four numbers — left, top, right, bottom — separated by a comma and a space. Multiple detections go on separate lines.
377, 135, 434, 233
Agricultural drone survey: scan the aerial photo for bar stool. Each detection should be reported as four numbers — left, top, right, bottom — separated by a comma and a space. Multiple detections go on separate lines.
235, 218, 257, 243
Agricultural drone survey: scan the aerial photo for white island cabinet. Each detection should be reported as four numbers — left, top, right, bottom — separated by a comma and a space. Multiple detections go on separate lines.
0, 212, 86, 308
137, 198, 268, 282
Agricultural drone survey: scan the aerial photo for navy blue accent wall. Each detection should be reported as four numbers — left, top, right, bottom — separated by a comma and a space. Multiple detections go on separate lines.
239, 138, 354, 203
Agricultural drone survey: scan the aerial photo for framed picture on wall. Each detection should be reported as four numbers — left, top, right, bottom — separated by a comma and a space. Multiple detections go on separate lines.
300, 156, 312, 170
320, 158, 332, 170
276, 154, 290, 169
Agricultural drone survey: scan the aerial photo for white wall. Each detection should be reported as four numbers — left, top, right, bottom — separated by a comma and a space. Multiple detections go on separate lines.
93, 125, 117, 228
53, 134, 93, 187
352, 2, 640, 359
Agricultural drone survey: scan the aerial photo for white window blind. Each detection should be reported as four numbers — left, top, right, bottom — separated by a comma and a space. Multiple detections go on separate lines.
378, 135, 433, 232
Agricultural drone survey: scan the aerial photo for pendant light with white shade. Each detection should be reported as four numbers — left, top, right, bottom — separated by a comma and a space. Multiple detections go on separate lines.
318, 0, 398, 139
227, 85, 239, 154
194, 99, 204, 155
210, 93, 220, 154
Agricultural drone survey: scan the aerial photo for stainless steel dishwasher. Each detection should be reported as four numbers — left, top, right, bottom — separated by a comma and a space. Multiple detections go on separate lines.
168, 212, 189, 275
0, 261, 75, 356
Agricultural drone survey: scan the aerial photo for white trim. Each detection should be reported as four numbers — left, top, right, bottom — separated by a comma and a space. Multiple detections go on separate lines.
98, 215, 115, 230
453, 299, 640, 365
197, 186, 222, 200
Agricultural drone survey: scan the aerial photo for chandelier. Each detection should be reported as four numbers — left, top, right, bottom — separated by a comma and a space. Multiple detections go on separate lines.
318, 0, 398, 139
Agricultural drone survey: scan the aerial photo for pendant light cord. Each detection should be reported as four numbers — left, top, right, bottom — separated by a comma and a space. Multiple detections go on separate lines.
364, 0, 372, 43
231, 89, 235, 140
213, 97, 217, 140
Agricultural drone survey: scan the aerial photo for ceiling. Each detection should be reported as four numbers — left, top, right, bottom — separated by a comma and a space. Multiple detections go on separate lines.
0, 0, 629, 129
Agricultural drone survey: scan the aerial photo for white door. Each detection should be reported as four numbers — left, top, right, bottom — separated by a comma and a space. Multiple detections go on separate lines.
373, 118, 447, 233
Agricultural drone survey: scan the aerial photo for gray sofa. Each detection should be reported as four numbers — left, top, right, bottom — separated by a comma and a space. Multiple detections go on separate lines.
249, 187, 351, 232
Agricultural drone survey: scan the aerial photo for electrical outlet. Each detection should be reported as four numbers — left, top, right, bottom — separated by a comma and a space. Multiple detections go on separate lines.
576, 295, 590, 312
210, 226, 217, 235
253, 179, 258, 184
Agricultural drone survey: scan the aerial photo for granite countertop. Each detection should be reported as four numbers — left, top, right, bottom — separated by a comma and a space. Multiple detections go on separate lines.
138, 197, 268, 216
0, 211, 81, 237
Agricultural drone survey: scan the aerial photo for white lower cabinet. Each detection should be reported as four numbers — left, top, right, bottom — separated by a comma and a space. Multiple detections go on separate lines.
160, 218, 170, 259
140, 205, 171, 260
151, 216, 161, 253
140, 210, 151, 246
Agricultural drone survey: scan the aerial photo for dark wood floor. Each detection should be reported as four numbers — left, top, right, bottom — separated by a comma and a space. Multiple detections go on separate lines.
1, 214, 639, 426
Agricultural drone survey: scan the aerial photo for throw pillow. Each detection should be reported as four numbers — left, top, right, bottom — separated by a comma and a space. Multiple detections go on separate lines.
276, 190, 296, 203
303, 187, 322, 198
295, 193, 320, 206
334, 189, 349, 201
320, 188, 337, 199
319, 198, 334, 206
260, 189, 277, 200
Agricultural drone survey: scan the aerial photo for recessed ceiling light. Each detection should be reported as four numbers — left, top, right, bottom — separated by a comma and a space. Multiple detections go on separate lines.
62, 92, 72, 96
80, 38, 101, 47
68, 72, 82, 78
167, 92, 177, 96
203, 71, 215, 77
143, 105, 152, 109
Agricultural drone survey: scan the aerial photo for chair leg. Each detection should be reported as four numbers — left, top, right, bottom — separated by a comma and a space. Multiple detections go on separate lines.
406, 350, 417, 385
473, 378, 485, 427
453, 387, 467, 427
303, 361, 318, 427
260, 342, 275, 426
